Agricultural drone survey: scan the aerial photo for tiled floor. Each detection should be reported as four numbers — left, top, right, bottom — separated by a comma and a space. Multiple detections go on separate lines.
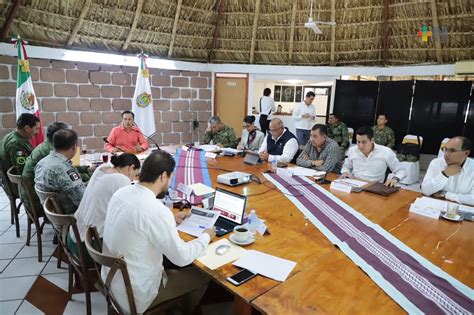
0, 187, 234, 315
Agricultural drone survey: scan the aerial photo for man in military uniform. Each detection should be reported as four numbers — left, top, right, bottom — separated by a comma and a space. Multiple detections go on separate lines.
203, 116, 238, 148
372, 114, 395, 149
0, 113, 40, 198
327, 113, 349, 153
34, 129, 85, 214
22, 122, 94, 214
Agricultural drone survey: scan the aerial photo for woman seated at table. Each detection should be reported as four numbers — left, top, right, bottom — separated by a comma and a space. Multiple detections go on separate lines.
67, 153, 140, 265
237, 115, 265, 153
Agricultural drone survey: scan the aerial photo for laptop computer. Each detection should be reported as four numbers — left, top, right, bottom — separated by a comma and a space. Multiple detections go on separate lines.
212, 187, 247, 236
243, 151, 262, 165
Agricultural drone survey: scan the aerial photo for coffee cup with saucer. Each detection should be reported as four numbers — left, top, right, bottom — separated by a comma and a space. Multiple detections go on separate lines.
229, 225, 254, 246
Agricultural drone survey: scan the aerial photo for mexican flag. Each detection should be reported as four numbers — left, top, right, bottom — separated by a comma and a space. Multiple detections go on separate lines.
14, 36, 44, 147
132, 53, 156, 137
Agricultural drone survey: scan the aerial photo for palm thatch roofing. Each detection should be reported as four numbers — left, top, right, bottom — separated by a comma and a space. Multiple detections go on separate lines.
0, 0, 472, 66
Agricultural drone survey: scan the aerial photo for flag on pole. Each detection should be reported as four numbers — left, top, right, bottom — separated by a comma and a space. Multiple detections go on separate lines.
13, 35, 44, 147
132, 53, 156, 137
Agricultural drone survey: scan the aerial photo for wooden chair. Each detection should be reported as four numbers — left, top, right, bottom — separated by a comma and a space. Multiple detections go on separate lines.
0, 167, 21, 237
84, 226, 183, 315
43, 197, 94, 315
7, 167, 47, 262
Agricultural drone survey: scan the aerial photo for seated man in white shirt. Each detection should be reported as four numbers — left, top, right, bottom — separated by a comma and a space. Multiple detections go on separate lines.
102, 150, 216, 314
421, 136, 473, 206
341, 126, 405, 187
258, 118, 299, 164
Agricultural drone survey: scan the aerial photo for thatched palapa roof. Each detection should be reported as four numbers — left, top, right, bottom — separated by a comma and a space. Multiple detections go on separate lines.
0, 0, 472, 66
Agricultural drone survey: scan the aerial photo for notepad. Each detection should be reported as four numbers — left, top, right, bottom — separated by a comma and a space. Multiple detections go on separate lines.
233, 250, 297, 282
197, 239, 247, 270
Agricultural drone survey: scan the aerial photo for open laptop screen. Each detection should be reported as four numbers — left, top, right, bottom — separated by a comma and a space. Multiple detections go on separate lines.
212, 188, 247, 224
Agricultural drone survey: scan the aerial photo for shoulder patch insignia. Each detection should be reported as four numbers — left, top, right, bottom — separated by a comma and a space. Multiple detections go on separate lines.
68, 170, 81, 181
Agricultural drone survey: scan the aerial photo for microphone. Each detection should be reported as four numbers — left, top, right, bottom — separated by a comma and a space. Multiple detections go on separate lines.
102, 137, 126, 153
133, 122, 160, 151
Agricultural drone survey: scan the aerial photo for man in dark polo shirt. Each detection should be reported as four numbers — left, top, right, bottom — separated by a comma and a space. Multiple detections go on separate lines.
258, 118, 298, 164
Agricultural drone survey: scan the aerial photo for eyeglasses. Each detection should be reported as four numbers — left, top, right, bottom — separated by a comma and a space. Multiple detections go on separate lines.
442, 147, 465, 154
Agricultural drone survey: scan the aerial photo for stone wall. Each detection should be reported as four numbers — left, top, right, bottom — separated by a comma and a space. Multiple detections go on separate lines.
0, 55, 212, 151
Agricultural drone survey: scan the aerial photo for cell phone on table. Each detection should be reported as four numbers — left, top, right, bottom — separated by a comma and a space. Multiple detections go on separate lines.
227, 269, 257, 286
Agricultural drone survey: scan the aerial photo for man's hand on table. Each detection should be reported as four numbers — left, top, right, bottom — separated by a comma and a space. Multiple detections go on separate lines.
204, 227, 216, 240
174, 211, 190, 224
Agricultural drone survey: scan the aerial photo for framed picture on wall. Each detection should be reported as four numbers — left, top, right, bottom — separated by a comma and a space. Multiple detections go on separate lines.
274, 85, 282, 101
295, 86, 303, 102
281, 86, 295, 102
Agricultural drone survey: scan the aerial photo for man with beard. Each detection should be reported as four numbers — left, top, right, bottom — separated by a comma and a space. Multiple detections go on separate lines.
101, 150, 216, 314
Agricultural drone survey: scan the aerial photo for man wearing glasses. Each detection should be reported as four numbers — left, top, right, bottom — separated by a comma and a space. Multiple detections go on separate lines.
422, 137, 473, 206
258, 118, 298, 164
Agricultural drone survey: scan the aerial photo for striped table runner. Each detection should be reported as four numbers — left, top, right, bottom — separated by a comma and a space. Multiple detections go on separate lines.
264, 173, 473, 314
170, 148, 212, 204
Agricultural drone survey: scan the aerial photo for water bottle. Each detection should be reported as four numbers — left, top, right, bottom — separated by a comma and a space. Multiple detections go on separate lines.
248, 210, 258, 234
271, 158, 278, 173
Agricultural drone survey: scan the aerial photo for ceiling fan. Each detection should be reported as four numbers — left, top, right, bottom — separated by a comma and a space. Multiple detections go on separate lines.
304, 0, 336, 34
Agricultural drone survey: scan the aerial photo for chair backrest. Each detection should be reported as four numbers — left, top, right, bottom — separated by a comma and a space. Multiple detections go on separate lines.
402, 134, 424, 146
8, 167, 42, 217
35, 185, 64, 214
0, 167, 15, 199
85, 226, 138, 315
43, 197, 88, 275
438, 137, 450, 158
347, 127, 354, 144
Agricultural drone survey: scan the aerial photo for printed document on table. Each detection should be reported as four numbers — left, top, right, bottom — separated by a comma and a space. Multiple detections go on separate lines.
177, 207, 219, 237
222, 148, 243, 154
233, 250, 297, 282
199, 144, 220, 152
188, 183, 215, 196
333, 178, 368, 188
287, 166, 321, 177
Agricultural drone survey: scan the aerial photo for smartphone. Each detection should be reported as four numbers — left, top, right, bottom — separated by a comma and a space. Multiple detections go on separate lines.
227, 269, 257, 286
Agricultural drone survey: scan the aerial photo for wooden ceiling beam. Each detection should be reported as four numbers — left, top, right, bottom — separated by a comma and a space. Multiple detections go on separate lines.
288, 0, 298, 64
66, 0, 92, 47
167, 0, 183, 58
1, 0, 21, 41
249, 0, 261, 64
429, 0, 443, 63
381, 0, 390, 65
330, 0, 336, 65
122, 0, 145, 51
207, 0, 226, 63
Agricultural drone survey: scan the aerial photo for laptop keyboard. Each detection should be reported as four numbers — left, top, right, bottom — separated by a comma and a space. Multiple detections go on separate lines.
215, 217, 235, 231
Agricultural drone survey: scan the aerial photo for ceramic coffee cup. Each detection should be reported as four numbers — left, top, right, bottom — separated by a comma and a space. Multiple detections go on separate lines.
233, 225, 252, 243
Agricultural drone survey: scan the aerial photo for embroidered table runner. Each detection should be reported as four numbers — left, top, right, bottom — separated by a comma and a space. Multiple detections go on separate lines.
171, 148, 212, 204
264, 173, 473, 314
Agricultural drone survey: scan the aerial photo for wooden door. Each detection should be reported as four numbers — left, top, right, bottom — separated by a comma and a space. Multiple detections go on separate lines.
214, 76, 248, 134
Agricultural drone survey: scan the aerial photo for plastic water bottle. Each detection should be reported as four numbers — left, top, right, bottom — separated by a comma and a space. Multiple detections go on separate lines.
248, 210, 258, 234
271, 158, 278, 173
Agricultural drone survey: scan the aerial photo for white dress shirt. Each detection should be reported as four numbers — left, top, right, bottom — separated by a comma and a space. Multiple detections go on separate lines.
101, 184, 210, 313
341, 143, 406, 183
259, 96, 275, 120
421, 157, 474, 206
258, 130, 299, 163
73, 164, 131, 241
292, 102, 316, 130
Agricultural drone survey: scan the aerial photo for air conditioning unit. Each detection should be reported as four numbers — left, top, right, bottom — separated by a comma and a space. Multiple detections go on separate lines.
454, 61, 474, 75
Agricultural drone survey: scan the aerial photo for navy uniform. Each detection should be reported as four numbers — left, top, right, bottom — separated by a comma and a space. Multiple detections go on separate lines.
34, 151, 85, 214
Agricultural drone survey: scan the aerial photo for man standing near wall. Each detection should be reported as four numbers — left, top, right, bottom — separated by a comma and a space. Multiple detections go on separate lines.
292, 91, 316, 146
258, 88, 275, 135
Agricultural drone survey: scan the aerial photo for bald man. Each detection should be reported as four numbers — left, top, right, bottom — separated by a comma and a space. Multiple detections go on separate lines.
422, 136, 473, 206
258, 118, 298, 163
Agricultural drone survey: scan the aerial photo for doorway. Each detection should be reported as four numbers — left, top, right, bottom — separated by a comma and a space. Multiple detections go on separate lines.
214, 74, 248, 134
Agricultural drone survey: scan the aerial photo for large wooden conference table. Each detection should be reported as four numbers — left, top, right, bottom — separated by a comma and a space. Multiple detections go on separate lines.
171, 152, 473, 314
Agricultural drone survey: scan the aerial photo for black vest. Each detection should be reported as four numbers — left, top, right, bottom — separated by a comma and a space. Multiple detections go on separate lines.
266, 128, 296, 156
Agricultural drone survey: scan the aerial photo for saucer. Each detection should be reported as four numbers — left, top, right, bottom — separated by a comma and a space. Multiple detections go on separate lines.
229, 233, 255, 246
441, 213, 463, 222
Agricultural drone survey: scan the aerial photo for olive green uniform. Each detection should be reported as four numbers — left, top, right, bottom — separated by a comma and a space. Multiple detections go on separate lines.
203, 125, 238, 148
372, 125, 395, 149
327, 121, 350, 151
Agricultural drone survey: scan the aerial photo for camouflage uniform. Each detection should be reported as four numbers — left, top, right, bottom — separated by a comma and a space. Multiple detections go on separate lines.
0, 131, 33, 198
34, 151, 85, 214
21, 140, 92, 214
327, 121, 349, 151
203, 125, 238, 148
372, 126, 395, 149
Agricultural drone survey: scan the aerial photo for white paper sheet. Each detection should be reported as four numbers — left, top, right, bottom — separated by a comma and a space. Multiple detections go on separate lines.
177, 207, 219, 237
222, 148, 243, 154
199, 144, 220, 152
287, 166, 321, 177
233, 250, 297, 282
197, 239, 247, 270
333, 178, 368, 188
413, 196, 474, 214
